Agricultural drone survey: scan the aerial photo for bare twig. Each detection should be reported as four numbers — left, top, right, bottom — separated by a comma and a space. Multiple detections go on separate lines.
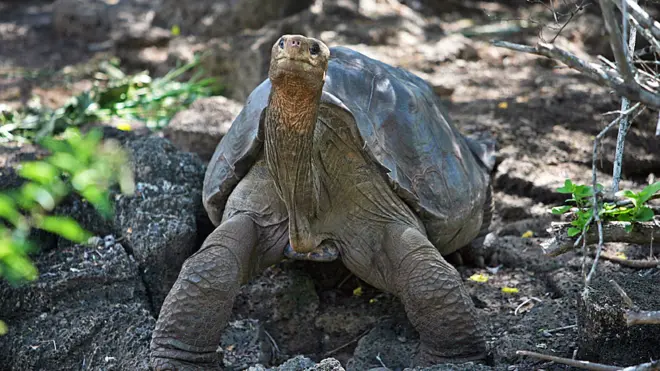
595, 251, 660, 269
542, 220, 660, 256
599, 0, 637, 83
608, 0, 660, 41
263, 329, 281, 355
626, 310, 660, 325
515, 297, 543, 316
517, 350, 660, 370
491, 40, 660, 109
629, 13, 660, 55
583, 103, 644, 291
610, 279, 635, 307
516, 350, 620, 370
611, 0, 639, 193
545, 324, 577, 333
323, 328, 371, 356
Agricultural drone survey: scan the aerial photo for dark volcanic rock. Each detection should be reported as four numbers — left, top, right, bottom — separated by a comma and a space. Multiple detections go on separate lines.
0, 241, 154, 370
114, 135, 207, 312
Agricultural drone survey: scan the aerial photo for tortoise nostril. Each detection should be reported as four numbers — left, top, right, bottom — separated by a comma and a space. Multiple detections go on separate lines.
288, 39, 302, 48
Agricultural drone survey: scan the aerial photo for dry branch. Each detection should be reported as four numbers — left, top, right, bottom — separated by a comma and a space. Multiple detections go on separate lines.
491, 40, 660, 109
599, 0, 636, 83
608, 0, 660, 41
611, 0, 639, 193
542, 221, 660, 256
626, 310, 660, 325
517, 350, 660, 370
595, 252, 660, 269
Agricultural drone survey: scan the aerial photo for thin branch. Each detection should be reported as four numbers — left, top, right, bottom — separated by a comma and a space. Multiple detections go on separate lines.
491, 40, 660, 109
612, 0, 639, 193
610, 279, 635, 307
517, 350, 660, 371
631, 20, 660, 61
516, 350, 620, 370
608, 0, 660, 41
626, 310, 660, 325
599, 0, 637, 83
596, 252, 660, 269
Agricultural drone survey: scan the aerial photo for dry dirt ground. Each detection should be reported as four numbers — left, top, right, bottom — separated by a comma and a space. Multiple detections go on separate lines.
1, 1, 659, 370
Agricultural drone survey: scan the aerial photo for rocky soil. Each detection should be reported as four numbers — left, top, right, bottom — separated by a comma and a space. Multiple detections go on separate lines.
1, 1, 659, 370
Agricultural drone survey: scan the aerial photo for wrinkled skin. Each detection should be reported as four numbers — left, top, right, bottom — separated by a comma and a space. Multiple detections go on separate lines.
150, 35, 489, 370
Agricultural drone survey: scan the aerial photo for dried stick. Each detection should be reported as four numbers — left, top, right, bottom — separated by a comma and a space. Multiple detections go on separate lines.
517, 350, 660, 370
599, 0, 636, 83
596, 252, 660, 269
626, 310, 660, 325
516, 350, 620, 370
610, 279, 635, 307
542, 221, 659, 256
611, 0, 638, 193
491, 41, 660, 109
608, 0, 660, 41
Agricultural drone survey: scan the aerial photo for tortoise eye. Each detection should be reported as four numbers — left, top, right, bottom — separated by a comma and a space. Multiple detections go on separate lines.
310, 42, 320, 56
278, 38, 285, 49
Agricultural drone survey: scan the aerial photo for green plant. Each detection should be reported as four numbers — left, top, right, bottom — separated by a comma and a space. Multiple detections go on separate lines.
0, 56, 219, 143
551, 179, 660, 236
0, 127, 134, 285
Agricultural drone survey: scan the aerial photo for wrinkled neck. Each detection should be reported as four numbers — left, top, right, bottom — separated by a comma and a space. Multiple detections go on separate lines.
264, 82, 322, 252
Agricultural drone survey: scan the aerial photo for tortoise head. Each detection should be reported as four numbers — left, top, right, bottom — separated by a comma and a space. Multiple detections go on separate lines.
268, 34, 330, 91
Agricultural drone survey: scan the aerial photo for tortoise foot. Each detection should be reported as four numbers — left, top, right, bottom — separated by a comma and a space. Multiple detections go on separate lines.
448, 233, 499, 268
415, 344, 487, 367
151, 357, 221, 371
284, 243, 339, 262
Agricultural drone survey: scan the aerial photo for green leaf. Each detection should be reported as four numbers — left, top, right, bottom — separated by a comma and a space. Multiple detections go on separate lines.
20, 183, 55, 211
551, 205, 571, 215
634, 207, 655, 222
568, 227, 582, 237
36, 216, 91, 243
0, 320, 7, 335
557, 179, 574, 194
623, 222, 633, 233
18, 161, 58, 185
80, 187, 112, 219
0, 195, 21, 226
48, 152, 83, 174
638, 181, 660, 204
573, 185, 593, 199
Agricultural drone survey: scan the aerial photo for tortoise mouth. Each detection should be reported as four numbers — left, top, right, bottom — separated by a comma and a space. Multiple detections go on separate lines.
274, 57, 319, 74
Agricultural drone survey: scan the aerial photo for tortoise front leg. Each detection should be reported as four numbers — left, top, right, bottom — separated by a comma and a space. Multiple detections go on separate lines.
150, 214, 286, 371
343, 223, 487, 366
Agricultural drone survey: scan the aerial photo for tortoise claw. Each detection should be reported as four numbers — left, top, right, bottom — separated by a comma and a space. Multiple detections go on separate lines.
284, 243, 339, 262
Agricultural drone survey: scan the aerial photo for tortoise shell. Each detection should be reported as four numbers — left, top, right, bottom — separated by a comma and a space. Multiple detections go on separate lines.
203, 46, 495, 247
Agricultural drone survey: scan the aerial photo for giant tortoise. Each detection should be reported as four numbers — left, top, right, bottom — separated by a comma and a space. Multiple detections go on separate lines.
150, 35, 496, 370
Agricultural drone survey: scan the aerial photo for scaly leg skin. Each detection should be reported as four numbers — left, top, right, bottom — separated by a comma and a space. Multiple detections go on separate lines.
383, 224, 487, 366
150, 215, 286, 371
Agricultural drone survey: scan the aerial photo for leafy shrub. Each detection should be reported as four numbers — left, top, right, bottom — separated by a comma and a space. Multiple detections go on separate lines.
551, 179, 660, 236
0, 128, 134, 285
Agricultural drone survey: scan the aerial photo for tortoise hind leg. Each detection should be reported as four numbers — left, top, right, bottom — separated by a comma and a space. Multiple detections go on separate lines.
447, 182, 497, 268
382, 223, 487, 365
150, 214, 286, 370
